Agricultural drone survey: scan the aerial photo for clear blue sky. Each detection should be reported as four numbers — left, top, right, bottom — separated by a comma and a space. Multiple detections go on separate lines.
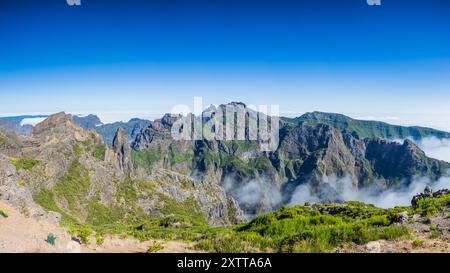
1, 0, 450, 123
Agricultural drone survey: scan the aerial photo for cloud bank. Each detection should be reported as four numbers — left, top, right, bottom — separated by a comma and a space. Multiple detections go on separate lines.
20, 117, 47, 126
416, 137, 450, 163
289, 175, 450, 209
223, 176, 282, 218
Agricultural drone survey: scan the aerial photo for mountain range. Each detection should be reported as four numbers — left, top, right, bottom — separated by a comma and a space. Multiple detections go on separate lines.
1, 102, 449, 220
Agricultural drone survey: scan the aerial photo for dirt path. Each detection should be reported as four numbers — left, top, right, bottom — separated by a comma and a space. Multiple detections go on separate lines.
0, 200, 76, 253
0, 200, 202, 253
82, 237, 204, 253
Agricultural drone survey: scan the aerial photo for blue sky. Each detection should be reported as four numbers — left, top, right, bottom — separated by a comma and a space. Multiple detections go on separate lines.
1, 0, 450, 127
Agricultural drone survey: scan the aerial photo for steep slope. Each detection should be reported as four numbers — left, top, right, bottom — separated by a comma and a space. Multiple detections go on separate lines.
0, 115, 48, 136
297, 111, 450, 140
0, 113, 243, 236
132, 103, 450, 215
96, 118, 151, 146
72, 114, 103, 130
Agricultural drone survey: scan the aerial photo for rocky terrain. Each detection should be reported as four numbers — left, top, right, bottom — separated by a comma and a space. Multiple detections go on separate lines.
128, 103, 450, 215
0, 112, 243, 235
336, 188, 450, 253
1, 103, 449, 253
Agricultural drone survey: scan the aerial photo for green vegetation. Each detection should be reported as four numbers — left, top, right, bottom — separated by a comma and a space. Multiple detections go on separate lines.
0, 134, 10, 148
146, 241, 164, 253
156, 195, 207, 227
33, 157, 208, 245
95, 233, 105, 246
299, 112, 450, 140
169, 152, 193, 165
46, 234, 57, 245
28, 136, 448, 252
53, 159, 91, 214
69, 225, 92, 245
228, 140, 257, 152
196, 202, 410, 253
10, 158, 40, 170
412, 239, 424, 248
413, 193, 450, 216
18, 178, 25, 187
429, 224, 441, 239
93, 144, 106, 161
0, 209, 8, 218
132, 149, 162, 170
33, 188, 80, 227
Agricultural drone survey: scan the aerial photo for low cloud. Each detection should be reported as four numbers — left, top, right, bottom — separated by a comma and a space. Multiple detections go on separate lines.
390, 137, 450, 163
416, 137, 450, 163
223, 176, 282, 218
289, 175, 450, 208
20, 117, 47, 126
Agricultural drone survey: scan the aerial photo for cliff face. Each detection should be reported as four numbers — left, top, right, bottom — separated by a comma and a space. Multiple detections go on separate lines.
0, 113, 244, 228
112, 128, 133, 176
2, 106, 449, 223
131, 104, 450, 215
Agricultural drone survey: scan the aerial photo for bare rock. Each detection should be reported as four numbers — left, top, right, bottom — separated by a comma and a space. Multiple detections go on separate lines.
365, 241, 381, 253
112, 128, 133, 176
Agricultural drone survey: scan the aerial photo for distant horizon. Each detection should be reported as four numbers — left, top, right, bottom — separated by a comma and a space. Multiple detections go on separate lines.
2, 108, 450, 133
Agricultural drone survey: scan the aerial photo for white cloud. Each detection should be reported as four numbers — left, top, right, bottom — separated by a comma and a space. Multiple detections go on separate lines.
223, 176, 282, 217
416, 137, 450, 163
20, 117, 47, 126
289, 175, 450, 209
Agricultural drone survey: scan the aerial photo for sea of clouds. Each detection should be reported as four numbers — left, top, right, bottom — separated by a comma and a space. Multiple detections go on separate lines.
288, 136, 450, 208
20, 117, 47, 126
289, 175, 450, 209
226, 136, 450, 212
416, 137, 450, 163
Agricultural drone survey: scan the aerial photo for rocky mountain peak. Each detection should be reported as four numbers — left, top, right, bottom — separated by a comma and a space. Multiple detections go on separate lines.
72, 114, 103, 129
225, 101, 247, 108
160, 113, 182, 128
32, 112, 74, 135
112, 127, 133, 175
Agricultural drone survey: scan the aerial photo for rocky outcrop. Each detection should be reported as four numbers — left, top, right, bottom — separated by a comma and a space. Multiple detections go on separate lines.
0, 155, 43, 216
112, 128, 133, 176
1, 112, 244, 226
363, 139, 447, 183
73, 114, 103, 130
96, 118, 151, 146
131, 103, 450, 215
411, 186, 450, 206
32, 112, 74, 136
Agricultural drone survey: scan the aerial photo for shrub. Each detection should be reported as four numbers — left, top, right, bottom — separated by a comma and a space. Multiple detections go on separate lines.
429, 224, 441, 239
413, 193, 450, 217
93, 144, 106, 161
69, 226, 92, 245
10, 158, 40, 170
0, 209, 8, 218
46, 234, 57, 245
95, 233, 105, 246
147, 241, 164, 253
412, 239, 424, 248
195, 202, 411, 253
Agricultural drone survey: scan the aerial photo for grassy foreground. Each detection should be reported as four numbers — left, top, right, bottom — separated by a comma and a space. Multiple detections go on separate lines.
131, 193, 450, 253
33, 180, 450, 252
